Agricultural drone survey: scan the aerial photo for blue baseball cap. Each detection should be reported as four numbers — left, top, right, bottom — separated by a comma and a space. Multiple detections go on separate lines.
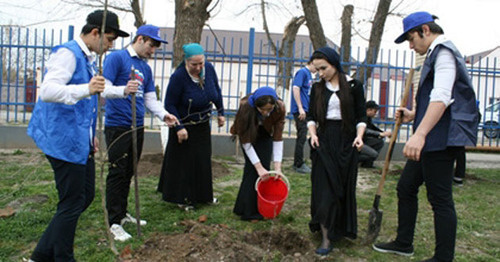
136, 24, 168, 44
395, 11, 435, 44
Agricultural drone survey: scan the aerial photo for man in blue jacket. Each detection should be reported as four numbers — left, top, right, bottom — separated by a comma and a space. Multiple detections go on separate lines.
102, 24, 178, 241
291, 59, 316, 173
373, 12, 478, 262
27, 10, 129, 262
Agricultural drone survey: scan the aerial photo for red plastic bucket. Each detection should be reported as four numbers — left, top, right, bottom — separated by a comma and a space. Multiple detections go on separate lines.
255, 172, 290, 219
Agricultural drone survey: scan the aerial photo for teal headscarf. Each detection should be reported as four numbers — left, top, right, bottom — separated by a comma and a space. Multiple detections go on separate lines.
183, 43, 205, 60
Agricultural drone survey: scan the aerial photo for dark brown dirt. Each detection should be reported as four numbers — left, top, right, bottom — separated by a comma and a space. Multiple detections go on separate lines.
137, 153, 232, 179
130, 220, 318, 262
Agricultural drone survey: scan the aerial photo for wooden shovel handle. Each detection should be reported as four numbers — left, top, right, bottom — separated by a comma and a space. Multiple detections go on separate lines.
375, 68, 415, 196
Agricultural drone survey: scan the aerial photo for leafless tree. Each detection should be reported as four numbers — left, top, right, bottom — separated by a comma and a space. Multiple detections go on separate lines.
260, 0, 305, 94
340, 5, 354, 74
62, 0, 145, 28
356, 0, 392, 81
172, 0, 221, 67
300, 0, 326, 50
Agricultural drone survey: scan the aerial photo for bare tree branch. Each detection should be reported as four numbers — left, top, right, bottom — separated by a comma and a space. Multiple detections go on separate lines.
260, 0, 278, 54
62, 0, 145, 28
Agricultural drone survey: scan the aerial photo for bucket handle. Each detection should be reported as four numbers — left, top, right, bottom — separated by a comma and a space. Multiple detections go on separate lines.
254, 171, 290, 192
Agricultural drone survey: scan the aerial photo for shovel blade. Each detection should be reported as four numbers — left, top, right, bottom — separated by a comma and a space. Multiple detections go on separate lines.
366, 207, 383, 244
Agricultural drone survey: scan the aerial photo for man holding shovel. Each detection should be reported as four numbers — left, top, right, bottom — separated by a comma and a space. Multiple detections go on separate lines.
102, 24, 178, 241
372, 12, 478, 261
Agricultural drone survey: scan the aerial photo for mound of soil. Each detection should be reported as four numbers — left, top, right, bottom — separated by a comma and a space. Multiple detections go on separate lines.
130, 220, 317, 261
138, 153, 231, 179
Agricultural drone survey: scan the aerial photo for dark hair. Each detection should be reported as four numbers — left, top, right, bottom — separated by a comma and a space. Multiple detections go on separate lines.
310, 52, 354, 134
81, 24, 115, 35
408, 16, 444, 38
366, 100, 380, 109
133, 35, 161, 47
232, 95, 279, 143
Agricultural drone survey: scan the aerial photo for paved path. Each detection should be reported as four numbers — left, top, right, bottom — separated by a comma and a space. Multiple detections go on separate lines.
465, 152, 500, 169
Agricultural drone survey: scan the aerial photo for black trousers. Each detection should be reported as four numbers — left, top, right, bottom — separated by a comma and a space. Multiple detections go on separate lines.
395, 147, 462, 261
293, 113, 309, 167
31, 155, 95, 262
105, 126, 144, 225
359, 136, 384, 163
454, 147, 466, 179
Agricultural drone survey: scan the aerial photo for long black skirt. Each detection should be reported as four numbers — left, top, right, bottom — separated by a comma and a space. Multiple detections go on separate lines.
309, 120, 358, 240
157, 121, 213, 205
233, 126, 272, 220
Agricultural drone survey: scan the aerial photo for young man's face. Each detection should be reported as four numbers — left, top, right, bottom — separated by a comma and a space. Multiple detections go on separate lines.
89, 29, 117, 54
406, 25, 435, 56
366, 108, 378, 118
135, 37, 160, 59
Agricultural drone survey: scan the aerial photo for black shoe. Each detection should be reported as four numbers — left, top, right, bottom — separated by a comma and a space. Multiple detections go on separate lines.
420, 258, 450, 262
373, 240, 414, 256
453, 176, 463, 187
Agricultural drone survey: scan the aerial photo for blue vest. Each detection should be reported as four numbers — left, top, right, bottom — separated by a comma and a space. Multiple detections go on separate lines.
414, 40, 478, 152
27, 40, 98, 164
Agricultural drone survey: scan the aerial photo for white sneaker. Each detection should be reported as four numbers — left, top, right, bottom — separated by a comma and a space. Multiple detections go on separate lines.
121, 213, 147, 226
110, 224, 132, 242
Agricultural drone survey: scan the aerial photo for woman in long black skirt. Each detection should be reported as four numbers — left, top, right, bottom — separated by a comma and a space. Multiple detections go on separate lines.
157, 43, 225, 209
307, 47, 366, 255
231, 87, 286, 221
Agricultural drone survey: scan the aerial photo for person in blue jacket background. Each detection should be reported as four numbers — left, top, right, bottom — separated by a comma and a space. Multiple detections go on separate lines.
373, 12, 478, 262
291, 59, 316, 173
27, 10, 129, 262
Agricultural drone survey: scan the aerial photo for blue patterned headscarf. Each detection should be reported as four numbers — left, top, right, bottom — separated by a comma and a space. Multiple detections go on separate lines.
248, 86, 278, 108
183, 43, 204, 60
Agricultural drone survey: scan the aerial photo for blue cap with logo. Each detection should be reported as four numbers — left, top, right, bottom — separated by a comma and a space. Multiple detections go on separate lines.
136, 24, 168, 44
395, 11, 434, 44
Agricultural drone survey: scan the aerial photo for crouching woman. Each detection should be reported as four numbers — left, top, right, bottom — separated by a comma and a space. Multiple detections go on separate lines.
231, 87, 286, 221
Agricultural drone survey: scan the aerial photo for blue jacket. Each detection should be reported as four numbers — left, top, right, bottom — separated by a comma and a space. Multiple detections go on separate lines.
164, 61, 224, 131
27, 40, 98, 164
291, 66, 313, 114
414, 40, 478, 152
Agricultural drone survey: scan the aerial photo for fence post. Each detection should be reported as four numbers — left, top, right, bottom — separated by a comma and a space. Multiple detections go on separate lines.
68, 25, 74, 41
246, 27, 255, 95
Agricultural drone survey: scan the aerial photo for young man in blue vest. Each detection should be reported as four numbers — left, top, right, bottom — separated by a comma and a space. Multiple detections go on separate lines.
102, 24, 178, 241
291, 59, 316, 173
373, 12, 478, 262
27, 10, 129, 262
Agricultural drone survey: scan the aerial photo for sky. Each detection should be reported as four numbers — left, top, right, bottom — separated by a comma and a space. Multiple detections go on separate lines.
0, 0, 499, 56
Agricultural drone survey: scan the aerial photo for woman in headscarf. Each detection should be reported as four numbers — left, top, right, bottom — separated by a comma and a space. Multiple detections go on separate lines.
231, 87, 286, 221
158, 43, 225, 210
307, 47, 366, 255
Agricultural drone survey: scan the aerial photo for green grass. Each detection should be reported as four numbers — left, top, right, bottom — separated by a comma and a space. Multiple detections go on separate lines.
0, 150, 499, 261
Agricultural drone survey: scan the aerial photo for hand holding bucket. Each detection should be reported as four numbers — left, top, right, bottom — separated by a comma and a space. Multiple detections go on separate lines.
254, 171, 290, 219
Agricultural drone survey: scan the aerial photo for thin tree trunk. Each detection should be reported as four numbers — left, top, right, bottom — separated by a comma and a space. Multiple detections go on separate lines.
173, 0, 213, 68
276, 16, 306, 94
260, 1, 305, 95
356, 0, 392, 81
131, 0, 145, 28
300, 0, 326, 50
341, 5, 354, 74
